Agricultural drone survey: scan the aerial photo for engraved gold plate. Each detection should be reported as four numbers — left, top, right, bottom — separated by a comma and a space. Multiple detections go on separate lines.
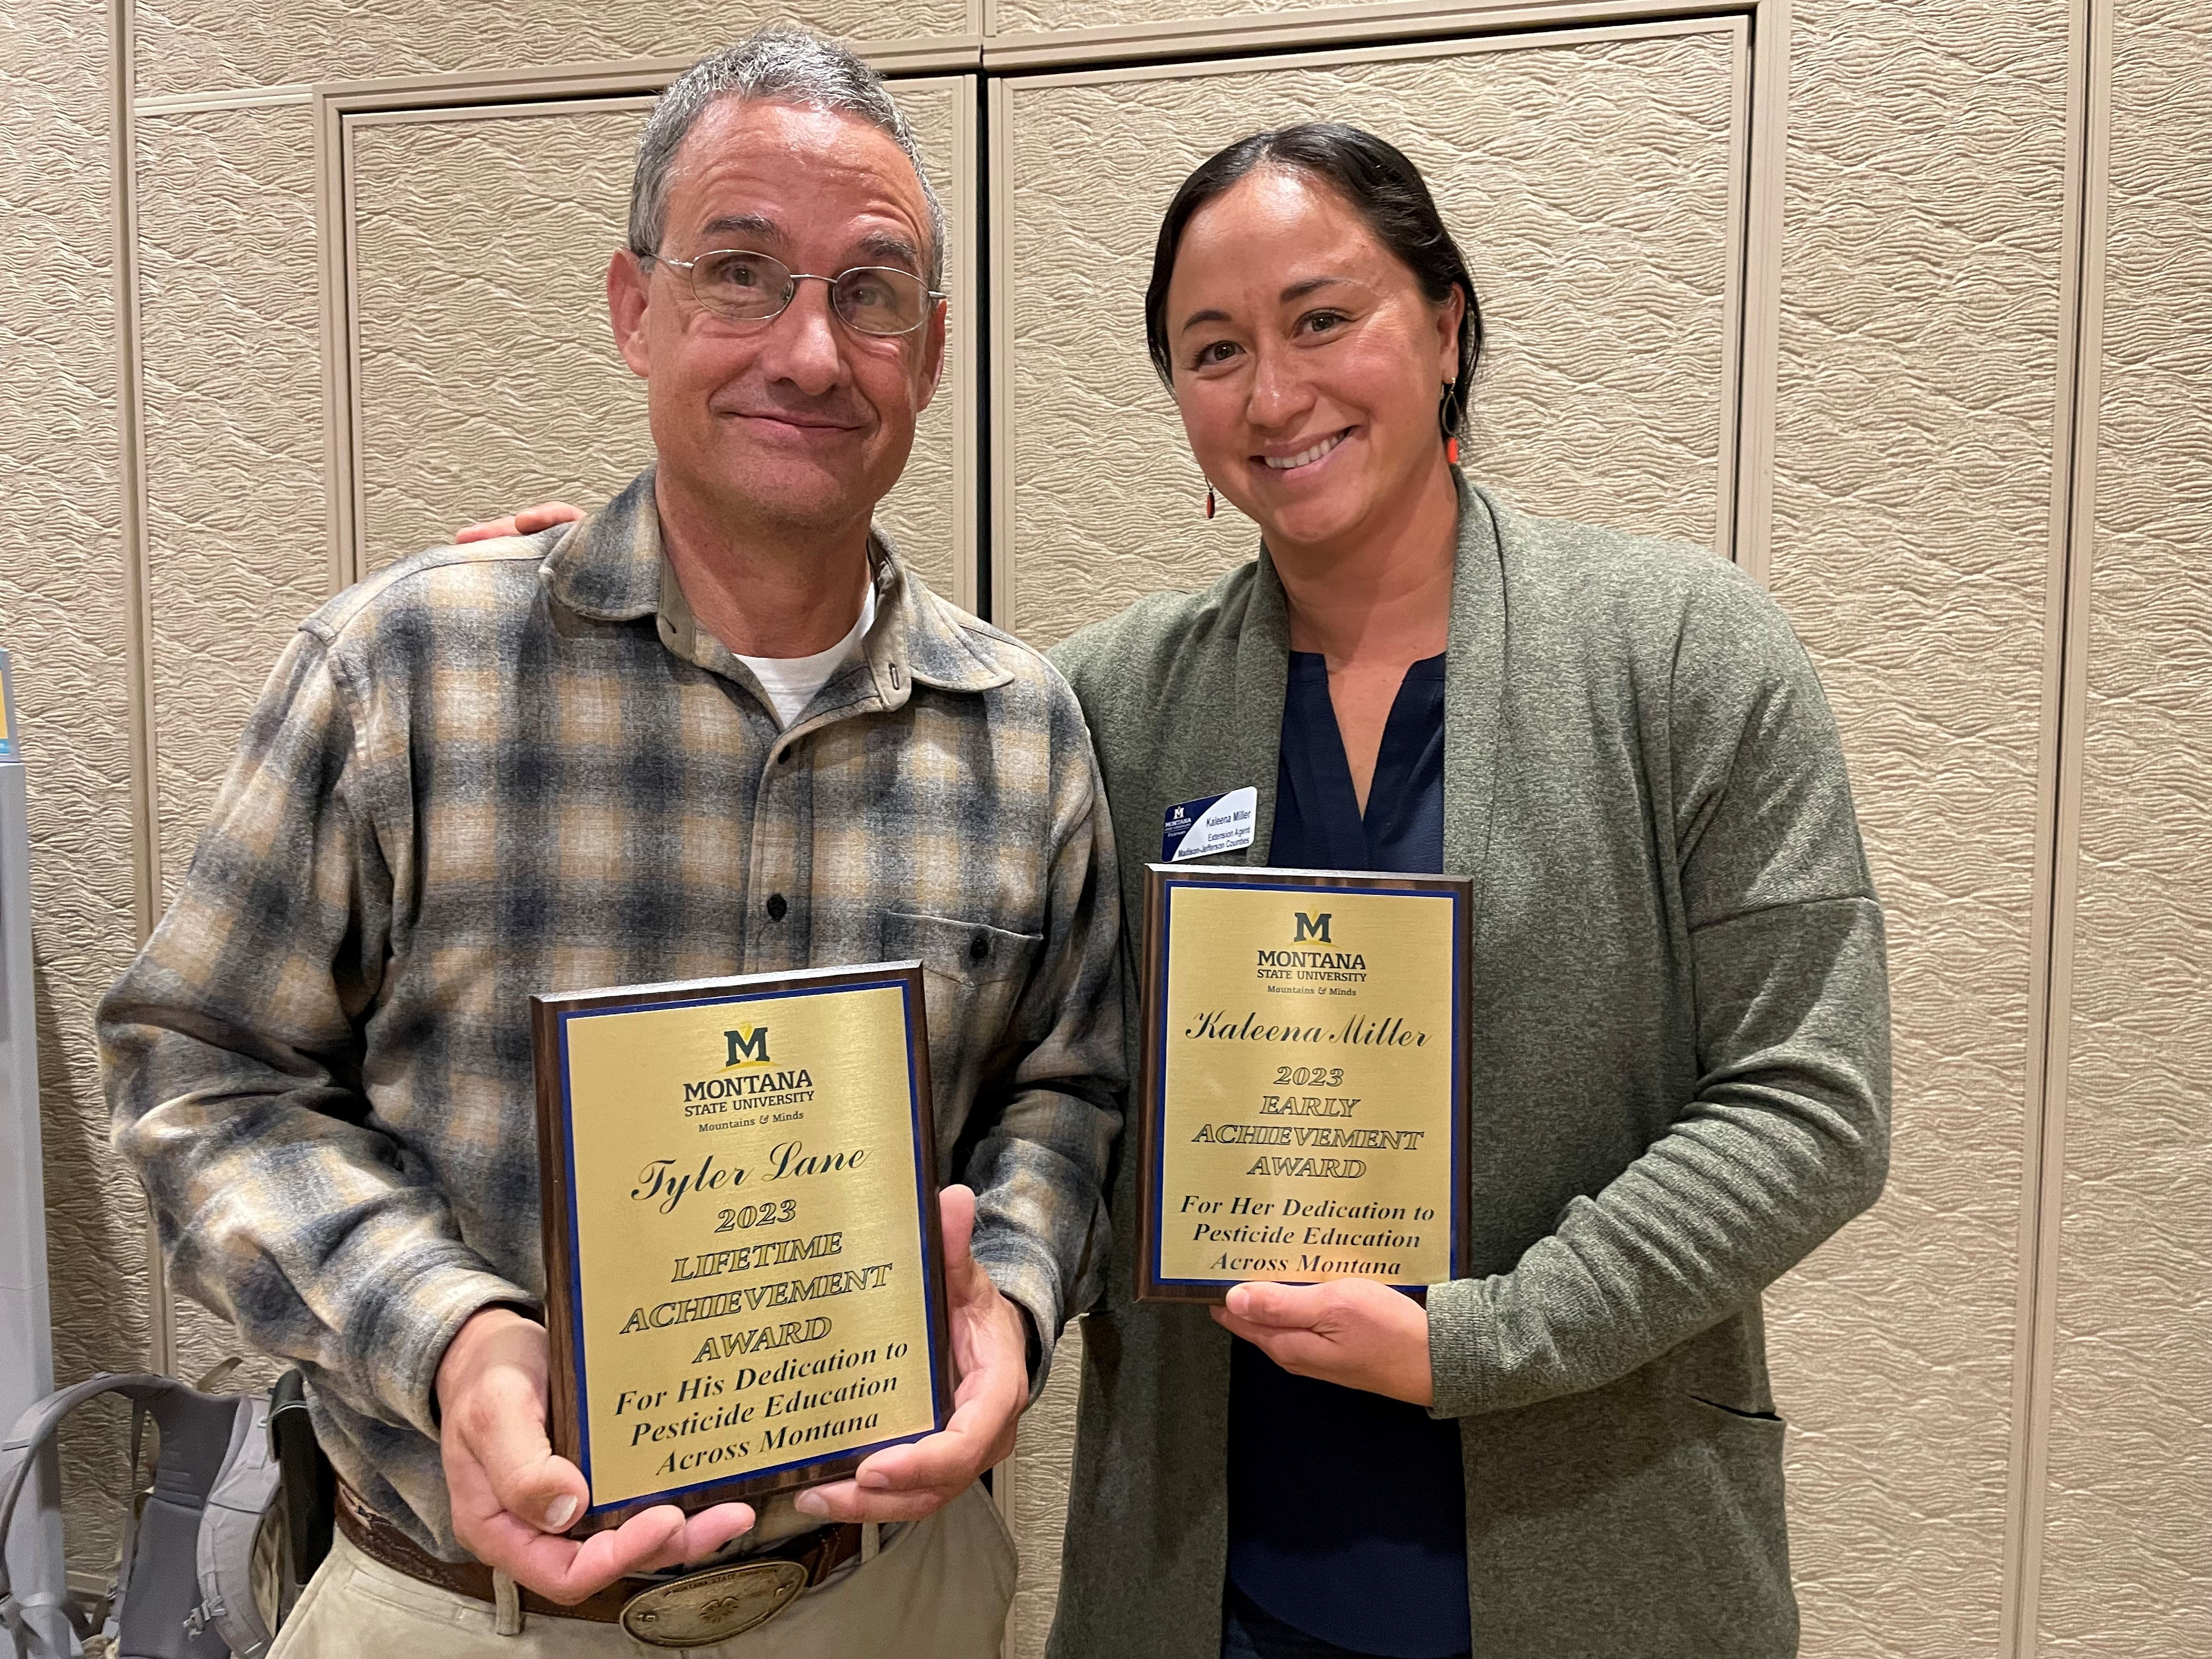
1137, 865, 1474, 1303
619, 1559, 811, 1648
533, 964, 957, 1531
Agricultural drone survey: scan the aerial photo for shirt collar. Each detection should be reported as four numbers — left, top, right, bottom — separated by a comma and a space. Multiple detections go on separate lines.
540, 466, 1011, 705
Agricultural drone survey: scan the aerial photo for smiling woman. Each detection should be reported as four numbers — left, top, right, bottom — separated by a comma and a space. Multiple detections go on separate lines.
1042, 124, 1891, 1659
1144, 123, 1480, 537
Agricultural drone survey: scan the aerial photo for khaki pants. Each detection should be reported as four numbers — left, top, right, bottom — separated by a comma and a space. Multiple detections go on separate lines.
268, 1485, 1017, 1659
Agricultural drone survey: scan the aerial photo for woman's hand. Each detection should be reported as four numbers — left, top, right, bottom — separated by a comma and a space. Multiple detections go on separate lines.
454, 501, 585, 543
1211, 1277, 1436, 1406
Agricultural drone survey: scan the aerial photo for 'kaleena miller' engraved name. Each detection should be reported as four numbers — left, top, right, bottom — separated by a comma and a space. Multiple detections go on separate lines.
1181, 1012, 1429, 1047
616, 1263, 894, 1333
1255, 950, 1367, 969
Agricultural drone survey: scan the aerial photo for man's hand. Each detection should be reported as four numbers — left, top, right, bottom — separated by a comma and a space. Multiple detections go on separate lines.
794, 1185, 1027, 1523
453, 501, 585, 544
436, 1306, 754, 1604
1210, 1277, 1436, 1406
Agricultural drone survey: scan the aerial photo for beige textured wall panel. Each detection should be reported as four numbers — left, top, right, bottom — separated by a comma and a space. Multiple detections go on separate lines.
134, 103, 332, 1391
348, 81, 967, 598
997, 28, 1739, 645
133, 0, 968, 100
2038, 10, 2212, 1652
1006, 1323, 1082, 1659
1758, 3, 2072, 1655
2, 0, 151, 1572
994, 0, 1340, 40
136, 106, 327, 901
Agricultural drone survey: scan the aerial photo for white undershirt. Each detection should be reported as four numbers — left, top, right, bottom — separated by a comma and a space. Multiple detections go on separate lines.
732, 583, 877, 729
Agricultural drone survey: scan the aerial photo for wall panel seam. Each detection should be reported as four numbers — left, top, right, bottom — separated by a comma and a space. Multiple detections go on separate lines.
980, 0, 1745, 69
134, 84, 313, 115
986, 11, 1746, 90
1726, 0, 1784, 584
1998, 0, 2111, 1650
951, 74, 981, 616
985, 76, 1013, 632
109, 0, 172, 1378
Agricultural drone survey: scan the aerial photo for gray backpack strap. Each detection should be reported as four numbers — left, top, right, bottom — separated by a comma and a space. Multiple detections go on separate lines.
116, 1386, 238, 1659
0, 1373, 178, 1659
0, 1374, 244, 1659
186, 1395, 276, 1658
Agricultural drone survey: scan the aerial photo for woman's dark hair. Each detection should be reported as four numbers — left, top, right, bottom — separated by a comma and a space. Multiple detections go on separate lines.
1143, 123, 1483, 441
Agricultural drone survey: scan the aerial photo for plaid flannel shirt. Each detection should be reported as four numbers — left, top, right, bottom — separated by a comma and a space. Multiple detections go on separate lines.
99, 469, 1125, 1556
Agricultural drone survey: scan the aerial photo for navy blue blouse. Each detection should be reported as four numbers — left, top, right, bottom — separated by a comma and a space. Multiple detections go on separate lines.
1223, 650, 1471, 1659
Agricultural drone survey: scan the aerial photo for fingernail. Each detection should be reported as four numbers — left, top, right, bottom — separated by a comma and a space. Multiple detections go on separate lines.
545, 1494, 578, 1530
793, 1489, 826, 1516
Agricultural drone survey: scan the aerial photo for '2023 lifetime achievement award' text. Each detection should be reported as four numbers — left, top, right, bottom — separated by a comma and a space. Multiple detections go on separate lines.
533, 964, 953, 1529
1138, 865, 1472, 1303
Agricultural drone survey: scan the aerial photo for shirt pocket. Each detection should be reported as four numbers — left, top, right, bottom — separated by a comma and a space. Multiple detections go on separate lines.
881, 911, 1044, 1150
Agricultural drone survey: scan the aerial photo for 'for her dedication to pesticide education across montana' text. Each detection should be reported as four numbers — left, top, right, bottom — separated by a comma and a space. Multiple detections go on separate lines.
533, 964, 953, 1530
1137, 865, 1472, 1304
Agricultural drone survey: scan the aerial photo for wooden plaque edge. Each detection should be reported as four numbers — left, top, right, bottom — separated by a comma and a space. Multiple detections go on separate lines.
531, 961, 955, 1533
1135, 864, 1475, 1306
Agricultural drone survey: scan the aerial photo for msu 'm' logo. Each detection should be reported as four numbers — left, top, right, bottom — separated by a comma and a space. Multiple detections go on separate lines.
1292, 911, 1334, 945
724, 1026, 771, 1067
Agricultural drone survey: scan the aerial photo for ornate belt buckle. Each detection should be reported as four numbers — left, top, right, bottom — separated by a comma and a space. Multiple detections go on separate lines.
619, 1558, 810, 1649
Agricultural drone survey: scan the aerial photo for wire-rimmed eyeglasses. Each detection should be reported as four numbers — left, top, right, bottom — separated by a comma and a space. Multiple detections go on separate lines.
642, 248, 944, 336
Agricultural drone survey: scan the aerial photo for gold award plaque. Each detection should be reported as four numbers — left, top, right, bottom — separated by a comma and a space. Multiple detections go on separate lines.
1138, 866, 1472, 1303
533, 964, 952, 1527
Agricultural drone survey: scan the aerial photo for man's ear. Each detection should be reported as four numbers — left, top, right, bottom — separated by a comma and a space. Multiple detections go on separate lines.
608, 249, 652, 379
912, 297, 949, 415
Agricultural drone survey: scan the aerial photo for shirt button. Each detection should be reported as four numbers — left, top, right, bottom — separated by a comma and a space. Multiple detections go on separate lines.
968, 933, 989, 962
766, 894, 788, 921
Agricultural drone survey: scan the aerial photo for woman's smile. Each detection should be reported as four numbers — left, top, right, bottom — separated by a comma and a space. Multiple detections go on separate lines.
1258, 427, 1355, 473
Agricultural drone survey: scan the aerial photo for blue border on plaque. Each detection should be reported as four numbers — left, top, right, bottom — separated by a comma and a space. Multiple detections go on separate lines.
552, 976, 947, 1512
1148, 876, 1467, 1294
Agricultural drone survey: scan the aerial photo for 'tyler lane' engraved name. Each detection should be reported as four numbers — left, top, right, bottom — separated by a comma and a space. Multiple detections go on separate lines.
629, 1141, 870, 1216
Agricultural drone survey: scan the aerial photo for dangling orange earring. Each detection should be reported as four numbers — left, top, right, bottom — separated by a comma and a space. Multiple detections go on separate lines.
1204, 487, 1216, 520
1446, 436, 1460, 465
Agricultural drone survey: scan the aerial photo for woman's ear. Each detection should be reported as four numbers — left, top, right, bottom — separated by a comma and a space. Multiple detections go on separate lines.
1435, 284, 1467, 384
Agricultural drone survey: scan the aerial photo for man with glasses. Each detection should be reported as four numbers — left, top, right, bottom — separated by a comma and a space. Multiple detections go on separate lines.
100, 27, 1121, 1657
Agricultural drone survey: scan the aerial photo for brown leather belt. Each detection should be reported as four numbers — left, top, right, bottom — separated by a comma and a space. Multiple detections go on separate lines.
335, 1483, 862, 1646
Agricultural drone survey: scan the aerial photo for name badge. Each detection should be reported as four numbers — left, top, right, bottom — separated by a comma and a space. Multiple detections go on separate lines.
1163, 787, 1258, 862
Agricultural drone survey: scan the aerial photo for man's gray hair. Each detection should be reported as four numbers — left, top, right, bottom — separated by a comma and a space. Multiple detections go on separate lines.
628, 26, 946, 291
